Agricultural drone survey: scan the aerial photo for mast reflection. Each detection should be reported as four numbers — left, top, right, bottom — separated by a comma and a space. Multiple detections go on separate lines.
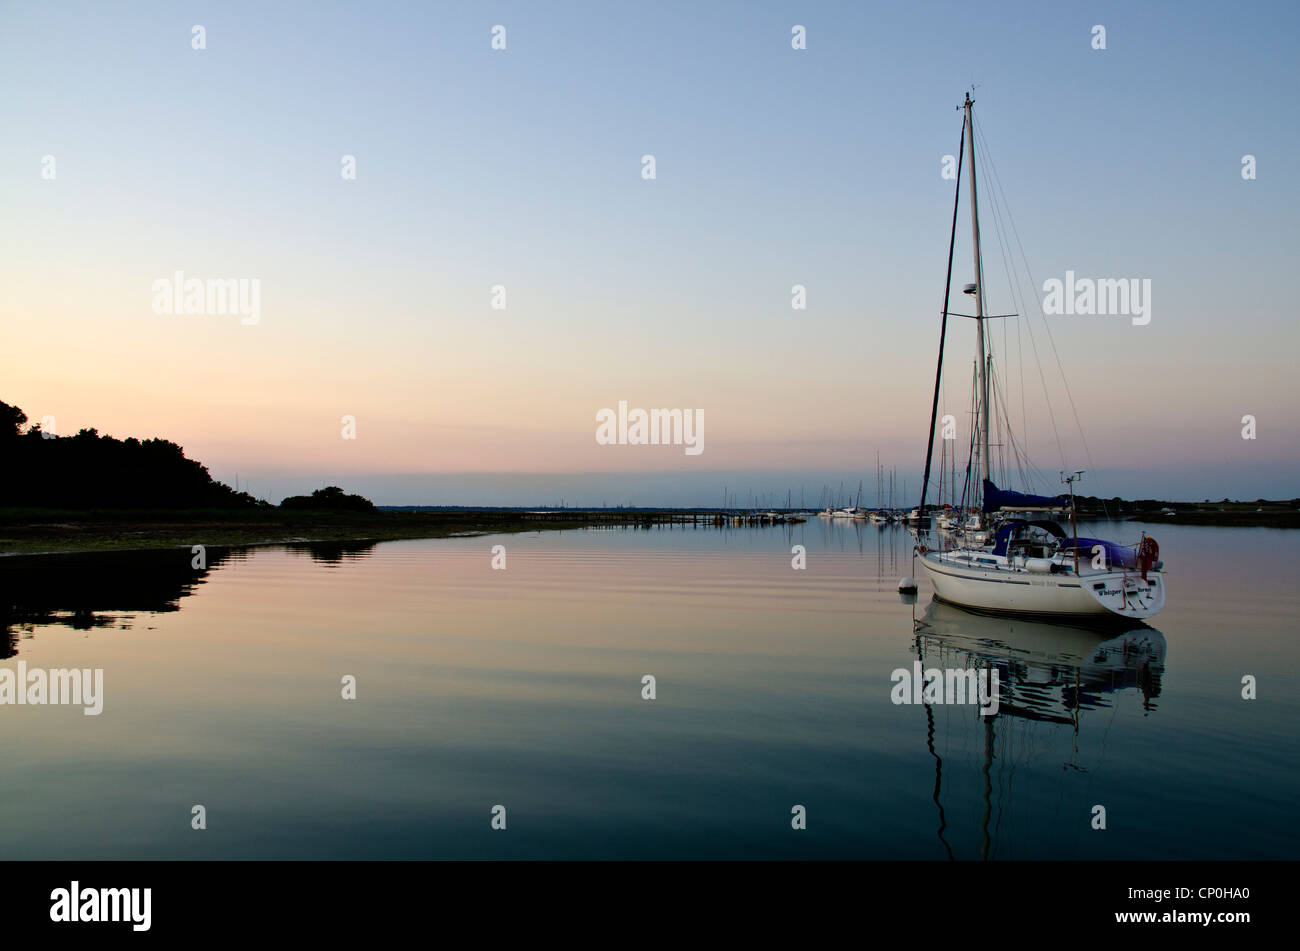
911, 598, 1166, 859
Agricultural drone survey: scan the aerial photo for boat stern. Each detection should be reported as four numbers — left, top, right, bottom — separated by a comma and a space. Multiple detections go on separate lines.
1083, 570, 1166, 619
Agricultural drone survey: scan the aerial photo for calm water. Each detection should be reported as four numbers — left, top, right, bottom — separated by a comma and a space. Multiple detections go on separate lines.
1, 520, 1296, 860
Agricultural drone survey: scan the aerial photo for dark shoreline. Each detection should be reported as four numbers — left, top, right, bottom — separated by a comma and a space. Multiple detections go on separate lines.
0, 508, 652, 558
1125, 511, 1300, 528
3, 503, 1296, 558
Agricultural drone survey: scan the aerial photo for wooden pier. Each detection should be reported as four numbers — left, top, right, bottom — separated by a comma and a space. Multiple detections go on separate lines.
516, 510, 808, 527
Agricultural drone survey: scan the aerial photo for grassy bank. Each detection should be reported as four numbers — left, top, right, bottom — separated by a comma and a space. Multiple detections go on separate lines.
1125, 509, 1300, 528
0, 507, 627, 556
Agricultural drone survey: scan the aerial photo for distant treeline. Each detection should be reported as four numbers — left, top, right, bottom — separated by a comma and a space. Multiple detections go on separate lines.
1, 399, 370, 512
379, 505, 725, 513
281, 486, 374, 512
1073, 494, 1300, 512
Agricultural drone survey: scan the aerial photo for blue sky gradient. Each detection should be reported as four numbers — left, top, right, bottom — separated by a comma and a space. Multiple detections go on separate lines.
2, 1, 1297, 504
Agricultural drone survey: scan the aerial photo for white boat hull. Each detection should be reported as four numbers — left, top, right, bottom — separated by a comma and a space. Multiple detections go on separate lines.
919, 552, 1165, 620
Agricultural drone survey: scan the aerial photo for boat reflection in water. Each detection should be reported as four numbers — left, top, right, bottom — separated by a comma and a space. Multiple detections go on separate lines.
910, 598, 1166, 859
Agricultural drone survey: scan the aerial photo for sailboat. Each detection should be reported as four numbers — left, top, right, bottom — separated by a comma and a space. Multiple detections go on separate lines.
889, 468, 904, 521
850, 479, 869, 519
914, 94, 1165, 621
867, 454, 888, 523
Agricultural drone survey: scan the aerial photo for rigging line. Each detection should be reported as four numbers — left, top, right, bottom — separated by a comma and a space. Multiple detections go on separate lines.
973, 127, 1062, 479
994, 357, 1049, 491
998, 368, 1008, 483
997, 371, 1026, 488
974, 116, 1110, 513
992, 364, 1006, 483
984, 142, 1031, 479
998, 374, 1030, 490
919, 118, 967, 513
977, 297, 1040, 491
1003, 257, 1011, 479
959, 361, 978, 515
992, 364, 1002, 483
1017, 264, 1027, 476
939, 371, 948, 500
972, 118, 1068, 475
975, 130, 1032, 476
977, 142, 1023, 475
987, 137, 1031, 485
976, 186, 1040, 492
978, 120, 1088, 463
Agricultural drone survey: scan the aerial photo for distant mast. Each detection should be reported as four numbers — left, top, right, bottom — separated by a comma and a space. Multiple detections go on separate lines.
963, 92, 991, 519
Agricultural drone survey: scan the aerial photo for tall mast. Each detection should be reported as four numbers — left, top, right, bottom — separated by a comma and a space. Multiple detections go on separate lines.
963, 92, 991, 508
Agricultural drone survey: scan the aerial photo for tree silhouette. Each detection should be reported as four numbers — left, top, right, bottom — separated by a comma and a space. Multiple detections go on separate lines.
0, 402, 27, 439
280, 486, 375, 512
0, 398, 265, 509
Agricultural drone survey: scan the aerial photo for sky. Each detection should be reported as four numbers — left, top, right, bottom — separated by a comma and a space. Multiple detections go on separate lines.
2, 0, 1297, 505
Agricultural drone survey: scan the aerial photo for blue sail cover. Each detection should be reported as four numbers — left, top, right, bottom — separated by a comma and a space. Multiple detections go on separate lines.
1064, 537, 1139, 569
982, 479, 1066, 513
990, 521, 1137, 567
